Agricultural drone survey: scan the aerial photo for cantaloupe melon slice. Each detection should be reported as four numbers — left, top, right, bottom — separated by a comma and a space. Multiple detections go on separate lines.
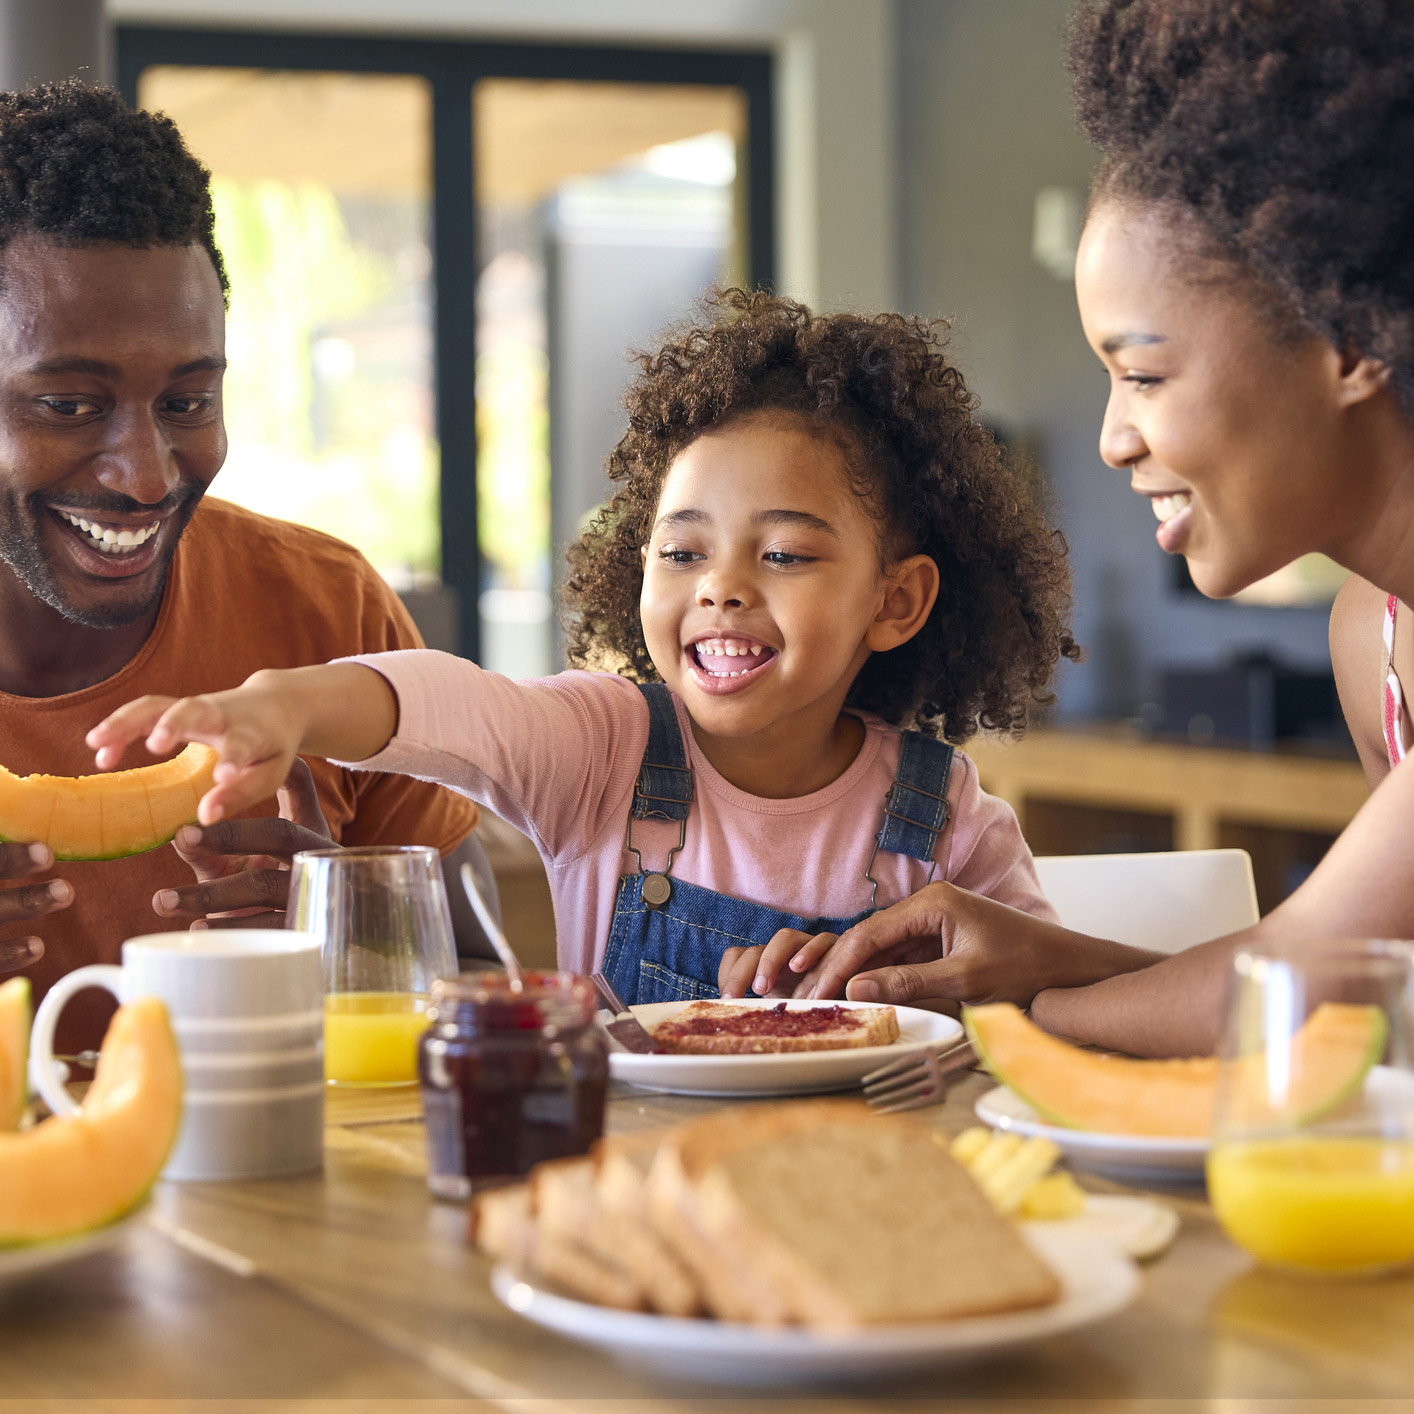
0, 977, 28, 1132
0, 996, 181, 1244
965, 1001, 1385, 1139
0, 742, 216, 861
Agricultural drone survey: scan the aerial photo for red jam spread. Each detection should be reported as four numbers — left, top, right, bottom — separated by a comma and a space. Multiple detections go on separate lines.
658, 1002, 864, 1038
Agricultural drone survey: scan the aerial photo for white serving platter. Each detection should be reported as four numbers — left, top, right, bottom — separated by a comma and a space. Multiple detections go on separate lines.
491, 1223, 1138, 1386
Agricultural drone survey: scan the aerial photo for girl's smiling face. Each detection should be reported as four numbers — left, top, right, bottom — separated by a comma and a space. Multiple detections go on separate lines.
640, 414, 935, 765
1076, 202, 1389, 599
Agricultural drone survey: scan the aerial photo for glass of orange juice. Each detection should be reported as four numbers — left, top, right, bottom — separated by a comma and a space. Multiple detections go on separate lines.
1208, 939, 1414, 1275
289, 846, 458, 1087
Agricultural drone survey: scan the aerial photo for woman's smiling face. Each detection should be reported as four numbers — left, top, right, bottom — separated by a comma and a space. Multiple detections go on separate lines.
1075, 201, 1380, 599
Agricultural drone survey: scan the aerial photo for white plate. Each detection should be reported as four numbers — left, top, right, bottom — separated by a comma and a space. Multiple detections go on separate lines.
976, 1085, 1208, 1181
491, 1224, 1138, 1386
605, 998, 961, 1097
0, 1203, 148, 1286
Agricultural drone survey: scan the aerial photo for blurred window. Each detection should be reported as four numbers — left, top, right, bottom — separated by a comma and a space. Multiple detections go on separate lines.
120, 31, 772, 664
475, 80, 747, 676
137, 67, 438, 592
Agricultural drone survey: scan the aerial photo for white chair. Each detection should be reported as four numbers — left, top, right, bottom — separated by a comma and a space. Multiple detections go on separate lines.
1032, 849, 1259, 954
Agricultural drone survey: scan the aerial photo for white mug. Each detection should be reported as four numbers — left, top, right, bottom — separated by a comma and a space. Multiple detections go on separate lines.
30, 930, 324, 1182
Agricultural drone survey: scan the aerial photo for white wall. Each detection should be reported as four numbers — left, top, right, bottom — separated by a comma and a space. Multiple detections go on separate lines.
896, 0, 1334, 721
109, 0, 897, 313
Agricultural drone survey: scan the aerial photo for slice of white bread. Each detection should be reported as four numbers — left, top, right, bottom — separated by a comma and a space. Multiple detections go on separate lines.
650, 1001, 899, 1055
472, 1167, 645, 1311
469, 1181, 536, 1267
593, 1131, 704, 1317
654, 1100, 1062, 1329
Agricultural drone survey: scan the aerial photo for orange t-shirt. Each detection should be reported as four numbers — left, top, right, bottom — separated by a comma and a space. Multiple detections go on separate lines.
1, 497, 478, 1051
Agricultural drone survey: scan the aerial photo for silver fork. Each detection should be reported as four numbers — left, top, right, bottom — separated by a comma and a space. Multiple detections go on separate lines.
861, 1037, 978, 1114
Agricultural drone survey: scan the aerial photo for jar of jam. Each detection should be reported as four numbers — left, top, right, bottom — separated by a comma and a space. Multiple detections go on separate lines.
418, 969, 608, 1199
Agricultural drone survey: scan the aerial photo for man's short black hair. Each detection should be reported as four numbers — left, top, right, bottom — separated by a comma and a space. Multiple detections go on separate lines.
0, 78, 226, 296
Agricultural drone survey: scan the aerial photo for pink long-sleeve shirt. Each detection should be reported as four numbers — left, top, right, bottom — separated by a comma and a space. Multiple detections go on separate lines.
338, 651, 1056, 975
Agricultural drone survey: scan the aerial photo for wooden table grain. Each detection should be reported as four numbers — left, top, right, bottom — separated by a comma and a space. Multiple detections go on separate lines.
8, 1073, 1414, 1409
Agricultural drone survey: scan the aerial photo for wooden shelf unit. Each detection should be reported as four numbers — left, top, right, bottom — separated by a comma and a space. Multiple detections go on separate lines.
964, 728, 1370, 913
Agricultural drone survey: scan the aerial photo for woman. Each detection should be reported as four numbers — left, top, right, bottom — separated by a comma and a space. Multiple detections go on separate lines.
774, 0, 1414, 1055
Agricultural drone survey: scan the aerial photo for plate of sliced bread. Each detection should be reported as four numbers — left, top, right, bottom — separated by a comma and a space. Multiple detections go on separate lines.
604, 998, 960, 1097
477, 1101, 1138, 1385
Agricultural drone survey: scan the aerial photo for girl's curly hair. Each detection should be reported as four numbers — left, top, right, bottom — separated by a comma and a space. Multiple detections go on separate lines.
562, 289, 1079, 742
1069, 0, 1414, 414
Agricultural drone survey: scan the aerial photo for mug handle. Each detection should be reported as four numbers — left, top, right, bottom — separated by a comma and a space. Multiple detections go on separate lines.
29, 964, 125, 1116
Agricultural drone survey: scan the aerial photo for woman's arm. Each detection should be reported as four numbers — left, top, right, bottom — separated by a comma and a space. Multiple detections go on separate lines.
1330, 572, 1395, 791
1034, 748, 1414, 1054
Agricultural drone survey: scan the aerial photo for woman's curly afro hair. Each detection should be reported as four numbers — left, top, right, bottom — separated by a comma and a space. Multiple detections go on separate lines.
1069, 0, 1414, 413
0, 79, 225, 294
562, 289, 1079, 742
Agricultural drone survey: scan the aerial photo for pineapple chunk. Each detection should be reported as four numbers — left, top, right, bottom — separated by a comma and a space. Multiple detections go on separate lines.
1020, 1170, 1087, 1220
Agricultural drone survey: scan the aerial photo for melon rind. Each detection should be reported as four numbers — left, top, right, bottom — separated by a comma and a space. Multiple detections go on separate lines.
964, 1001, 1385, 1139
0, 743, 217, 862
0, 977, 29, 1132
0, 996, 182, 1245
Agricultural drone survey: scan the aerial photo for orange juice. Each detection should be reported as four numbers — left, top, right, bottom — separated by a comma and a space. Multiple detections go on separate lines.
1208, 1137, 1414, 1273
324, 992, 431, 1086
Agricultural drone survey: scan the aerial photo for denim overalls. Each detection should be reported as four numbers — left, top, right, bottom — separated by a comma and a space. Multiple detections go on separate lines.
599, 683, 956, 1005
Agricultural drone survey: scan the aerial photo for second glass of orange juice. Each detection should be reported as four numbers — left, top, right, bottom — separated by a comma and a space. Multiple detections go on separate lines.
1208, 939, 1414, 1275
289, 846, 458, 1086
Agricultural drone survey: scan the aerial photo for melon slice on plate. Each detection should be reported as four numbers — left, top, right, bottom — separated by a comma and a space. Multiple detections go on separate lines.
965, 1001, 1384, 1139
0, 996, 182, 1244
0, 742, 216, 861
0, 977, 28, 1132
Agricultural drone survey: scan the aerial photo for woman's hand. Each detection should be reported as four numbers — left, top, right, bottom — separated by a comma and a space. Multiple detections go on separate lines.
795, 881, 1162, 1006
152, 758, 334, 928
0, 843, 72, 971
86, 663, 398, 827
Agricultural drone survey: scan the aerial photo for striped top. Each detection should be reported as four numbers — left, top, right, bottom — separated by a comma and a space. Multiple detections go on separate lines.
1383, 593, 1408, 768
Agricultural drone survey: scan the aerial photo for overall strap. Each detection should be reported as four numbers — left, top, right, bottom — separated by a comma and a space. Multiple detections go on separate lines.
631, 682, 693, 822
876, 731, 956, 863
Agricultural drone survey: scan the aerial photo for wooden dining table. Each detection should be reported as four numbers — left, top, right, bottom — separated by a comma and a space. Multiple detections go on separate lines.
7, 1067, 1414, 1409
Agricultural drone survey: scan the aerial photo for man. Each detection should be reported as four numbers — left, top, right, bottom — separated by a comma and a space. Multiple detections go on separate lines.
0, 82, 481, 1050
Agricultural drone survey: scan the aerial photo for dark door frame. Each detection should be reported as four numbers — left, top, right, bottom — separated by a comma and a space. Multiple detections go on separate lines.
117, 26, 775, 661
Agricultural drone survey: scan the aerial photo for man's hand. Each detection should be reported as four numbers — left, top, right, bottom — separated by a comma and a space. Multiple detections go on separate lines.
0, 842, 71, 971
152, 758, 333, 929
795, 881, 1162, 1006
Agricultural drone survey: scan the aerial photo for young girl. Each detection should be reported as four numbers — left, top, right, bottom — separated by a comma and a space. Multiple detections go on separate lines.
89, 290, 1079, 1004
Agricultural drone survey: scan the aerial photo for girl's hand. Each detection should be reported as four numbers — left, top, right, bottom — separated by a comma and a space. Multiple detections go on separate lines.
87, 670, 306, 826
87, 663, 399, 828
718, 943, 798, 999
717, 929, 849, 999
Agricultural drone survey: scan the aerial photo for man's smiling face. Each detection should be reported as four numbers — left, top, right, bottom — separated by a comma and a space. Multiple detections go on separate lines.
0, 235, 226, 629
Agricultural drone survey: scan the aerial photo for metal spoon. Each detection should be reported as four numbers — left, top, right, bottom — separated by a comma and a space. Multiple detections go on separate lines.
459, 861, 526, 990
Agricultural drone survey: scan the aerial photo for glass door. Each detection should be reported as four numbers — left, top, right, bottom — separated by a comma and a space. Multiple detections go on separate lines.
137, 66, 441, 602
474, 79, 748, 676
120, 30, 773, 666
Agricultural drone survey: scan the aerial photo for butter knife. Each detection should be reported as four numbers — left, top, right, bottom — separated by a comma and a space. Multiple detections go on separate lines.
591, 971, 663, 1054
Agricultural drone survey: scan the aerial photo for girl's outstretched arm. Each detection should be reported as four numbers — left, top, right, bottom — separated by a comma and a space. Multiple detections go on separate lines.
86, 664, 398, 826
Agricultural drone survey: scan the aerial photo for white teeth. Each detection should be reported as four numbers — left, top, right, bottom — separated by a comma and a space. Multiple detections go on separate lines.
1151, 492, 1192, 524
694, 636, 775, 676
57, 509, 160, 553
